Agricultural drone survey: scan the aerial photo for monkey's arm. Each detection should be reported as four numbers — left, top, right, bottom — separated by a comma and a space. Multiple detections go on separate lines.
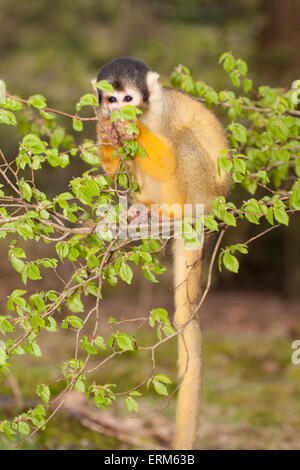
98, 143, 120, 174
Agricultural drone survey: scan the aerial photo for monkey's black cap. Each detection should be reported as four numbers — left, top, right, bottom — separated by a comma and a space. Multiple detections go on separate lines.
96, 57, 150, 103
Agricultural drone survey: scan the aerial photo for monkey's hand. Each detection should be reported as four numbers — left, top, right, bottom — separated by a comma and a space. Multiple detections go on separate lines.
98, 117, 138, 146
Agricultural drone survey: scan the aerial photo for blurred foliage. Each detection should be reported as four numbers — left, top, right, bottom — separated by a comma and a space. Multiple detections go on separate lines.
0, 0, 299, 294
0, 0, 261, 110
1, 327, 300, 449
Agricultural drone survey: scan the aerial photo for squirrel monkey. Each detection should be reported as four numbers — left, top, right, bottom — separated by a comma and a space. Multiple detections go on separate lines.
95, 58, 231, 450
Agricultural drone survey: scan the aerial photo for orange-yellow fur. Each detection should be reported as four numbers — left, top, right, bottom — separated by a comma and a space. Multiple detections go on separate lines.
97, 84, 231, 450
135, 122, 176, 182
97, 121, 184, 211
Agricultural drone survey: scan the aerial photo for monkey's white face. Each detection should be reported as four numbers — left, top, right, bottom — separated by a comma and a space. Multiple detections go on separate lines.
101, 88, 142, 116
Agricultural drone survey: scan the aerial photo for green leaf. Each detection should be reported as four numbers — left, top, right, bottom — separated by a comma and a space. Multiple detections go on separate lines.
36, 384, 50, 404
237, 59, 248, 77
231, 123, 247, 144
74, 377, 85, 393
29, 94, 47, 110
205, 89, 219, 106
295, 160, 300, 177
242, 178, 257, 195
120, 105, 142, 121
222, 211, 236, 227
40, 110, 55, 120
31, 341, 42, 357
243, 78, 253, 93
66, 292, 84, 313
222, 54, 236, 73
117, 173, 129, 188
73, 118, 83, 132
154, 374, 172, 384
0, 109, 17, 126
10, 255, 25, 274
223, 252, 239, 273
266, 207, 274, 225
95, 80, 114, 93
65, 315, 83, 328
0, 421, 16, 440
40, 258, 58, 269
119, 263, 133, 284
81, 150, 100, 166
0, 79, 5, 103
45, 317, 57, 332
218, 156, 233, 174
50, 127, 65, 148
19, 181, 32, 202
153, 379, 169, 396
150, 308, 170, 324
81, 336, 98, 354
18, 421, 30, 436
110, 110, 121, 122
0, 349, 8, 365
126, 122, 139, 136
129, 390, 142, 397
0, 316, 14, 334
125, 396, 139, 413
229, 71, 240, 88
245, 199, 261, 215
162, 323, 176, 336
22, 134, 46, 154
116, 333, 134, 351
94, 336, 106, 350
203, 214, 219, 231
219, 52, 231, 64
59, 153, 70, 168
142, 268, 158, 283
137, 143, 148, 158
46, 149, 61, 167
231, 243, 248, 255
233, 157, 246, 174
289, 182, 300, 210
27, 264, 42, 280
79, 93, 97, 107
274, 207, 289, 226
56, 241, 69, 260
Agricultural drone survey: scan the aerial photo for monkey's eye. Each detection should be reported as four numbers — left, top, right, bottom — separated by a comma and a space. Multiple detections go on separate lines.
108, 96, 117, 103
123, 95, 133, 102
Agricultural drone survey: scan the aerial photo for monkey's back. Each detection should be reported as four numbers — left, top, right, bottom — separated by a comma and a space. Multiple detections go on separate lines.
158, 88, 231, 211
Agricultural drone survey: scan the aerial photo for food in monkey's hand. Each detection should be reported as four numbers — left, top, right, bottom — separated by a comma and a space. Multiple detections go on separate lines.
99, 116, 137, 146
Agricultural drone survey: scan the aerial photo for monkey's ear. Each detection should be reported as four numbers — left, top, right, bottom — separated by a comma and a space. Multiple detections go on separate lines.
146, 71, 161, 100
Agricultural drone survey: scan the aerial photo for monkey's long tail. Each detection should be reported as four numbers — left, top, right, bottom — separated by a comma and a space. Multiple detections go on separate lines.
172, 238, 203, 450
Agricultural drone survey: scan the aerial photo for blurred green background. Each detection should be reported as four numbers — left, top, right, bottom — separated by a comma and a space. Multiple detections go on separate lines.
0, 0, 300, 450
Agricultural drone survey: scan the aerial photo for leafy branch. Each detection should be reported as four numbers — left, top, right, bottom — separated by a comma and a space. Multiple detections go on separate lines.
0, 53, 299, 446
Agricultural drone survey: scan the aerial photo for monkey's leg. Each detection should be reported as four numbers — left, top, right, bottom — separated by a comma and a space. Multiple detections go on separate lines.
172, 238, 203, 450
